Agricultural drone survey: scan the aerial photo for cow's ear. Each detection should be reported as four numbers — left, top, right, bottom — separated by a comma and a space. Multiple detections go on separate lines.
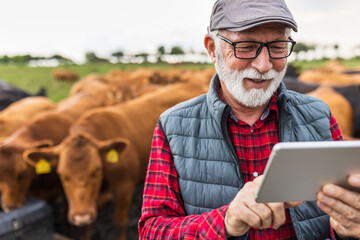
27, 139, 54, 149
0, 136, 8, 143
23, 147, 59, 175
99, 138, 130, 164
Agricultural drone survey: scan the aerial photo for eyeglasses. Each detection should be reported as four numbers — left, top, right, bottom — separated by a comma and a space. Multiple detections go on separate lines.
216, 33, 296, 59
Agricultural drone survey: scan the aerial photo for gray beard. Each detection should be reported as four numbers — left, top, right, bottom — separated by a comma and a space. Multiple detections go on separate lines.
214, 47, 287, 108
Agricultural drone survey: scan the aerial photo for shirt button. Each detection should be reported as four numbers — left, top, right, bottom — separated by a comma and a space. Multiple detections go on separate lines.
253, 172, 259, 177
250, 129, 254, 133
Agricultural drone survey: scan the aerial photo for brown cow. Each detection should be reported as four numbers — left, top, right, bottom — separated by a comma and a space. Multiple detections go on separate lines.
70, 73, 135, 103
103, 68, 154, 98
0, 113, 70, 212
23, 82, 206, 240
69, 73, 108, 96
307, 85, 354, 139
0, 96, 55, 139
52, 69, 79, 82
0, 89, 120, 212
299, 69, 360, 86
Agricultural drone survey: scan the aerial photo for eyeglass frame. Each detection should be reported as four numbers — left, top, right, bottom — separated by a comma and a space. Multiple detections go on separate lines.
216, 33, 296, 59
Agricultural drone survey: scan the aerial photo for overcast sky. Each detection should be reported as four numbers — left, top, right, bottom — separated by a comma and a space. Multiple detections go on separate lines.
0, 0, 359, 62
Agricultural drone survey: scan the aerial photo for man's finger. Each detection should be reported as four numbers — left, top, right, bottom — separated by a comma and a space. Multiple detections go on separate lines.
266, 202, 286, 229
322, 184, 360, 210
317, 192, 360, 224
246, 200, 273, 229
285, 201, 303, 208
235, 202, 262, 228
349, 174, 360, 187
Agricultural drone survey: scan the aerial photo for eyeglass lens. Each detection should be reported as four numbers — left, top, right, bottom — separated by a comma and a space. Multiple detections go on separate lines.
235, 41, 292, 59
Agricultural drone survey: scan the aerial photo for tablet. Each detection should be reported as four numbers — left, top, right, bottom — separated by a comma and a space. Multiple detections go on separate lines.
255, 141, 360, 203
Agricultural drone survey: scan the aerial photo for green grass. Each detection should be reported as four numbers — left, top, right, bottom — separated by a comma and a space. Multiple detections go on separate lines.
0, 63, 213, 102
0, 60, 358, 102
291, 59, 360, 72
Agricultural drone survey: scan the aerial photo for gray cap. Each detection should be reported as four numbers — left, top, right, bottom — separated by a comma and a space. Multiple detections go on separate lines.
209, 0, 298, 32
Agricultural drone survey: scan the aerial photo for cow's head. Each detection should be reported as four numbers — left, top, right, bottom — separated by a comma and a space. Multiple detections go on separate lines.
23, 132, 131, 226
0, 139, 53, 212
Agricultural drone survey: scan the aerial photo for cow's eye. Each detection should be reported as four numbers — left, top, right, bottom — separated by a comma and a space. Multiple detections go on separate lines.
62, 175, 70, 182
90, 168, 102, 179
17, 173, 26, 182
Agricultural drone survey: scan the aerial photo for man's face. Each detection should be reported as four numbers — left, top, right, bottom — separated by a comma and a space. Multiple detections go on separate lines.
214, 23, 289, 108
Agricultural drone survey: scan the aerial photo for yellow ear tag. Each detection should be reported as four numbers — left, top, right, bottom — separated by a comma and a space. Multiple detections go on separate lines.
35, 158, 51, 174
106, 149, 118, 163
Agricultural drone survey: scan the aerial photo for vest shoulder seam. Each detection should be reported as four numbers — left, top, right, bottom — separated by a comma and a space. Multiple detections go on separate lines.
167, 134, 224, 140
173, 154, 234, 163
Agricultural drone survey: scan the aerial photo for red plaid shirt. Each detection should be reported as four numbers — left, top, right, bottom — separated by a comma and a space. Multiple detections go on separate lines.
139, 91, 343, 239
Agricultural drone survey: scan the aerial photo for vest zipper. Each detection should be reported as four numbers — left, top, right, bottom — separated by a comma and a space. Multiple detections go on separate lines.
221, 106, 244, 188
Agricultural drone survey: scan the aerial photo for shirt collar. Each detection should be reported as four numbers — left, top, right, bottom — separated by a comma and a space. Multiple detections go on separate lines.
217, 82, 279, 123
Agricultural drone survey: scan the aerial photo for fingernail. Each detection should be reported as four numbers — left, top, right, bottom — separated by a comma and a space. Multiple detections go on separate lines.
324, 185, 335, 195
350, 175, 360, 185
320, 194, 329, 202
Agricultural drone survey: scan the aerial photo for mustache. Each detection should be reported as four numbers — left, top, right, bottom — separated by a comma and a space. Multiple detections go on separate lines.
240, 68, 279, 80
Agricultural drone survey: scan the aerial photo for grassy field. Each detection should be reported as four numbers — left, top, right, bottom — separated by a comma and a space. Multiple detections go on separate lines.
0, 63, 214, 102
0, 59, 359, 102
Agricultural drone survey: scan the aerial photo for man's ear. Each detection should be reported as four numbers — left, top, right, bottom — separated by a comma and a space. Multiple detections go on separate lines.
204, 33, 216, 63
23, 147, 59, 175
98, 138, 130, 164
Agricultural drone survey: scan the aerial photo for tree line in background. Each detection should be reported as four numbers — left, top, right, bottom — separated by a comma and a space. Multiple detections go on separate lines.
0, 54, 74, 65
0, 42, 360, 66
292, 42, 360, 61
0, 45, 192, 66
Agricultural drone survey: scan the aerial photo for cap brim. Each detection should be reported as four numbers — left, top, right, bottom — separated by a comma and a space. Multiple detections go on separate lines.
226, 19, 298, 32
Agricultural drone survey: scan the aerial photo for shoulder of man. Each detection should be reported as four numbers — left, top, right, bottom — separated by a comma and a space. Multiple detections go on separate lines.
279, 84, 329, 107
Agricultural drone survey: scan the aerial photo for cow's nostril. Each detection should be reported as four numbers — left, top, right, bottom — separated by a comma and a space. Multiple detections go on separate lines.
72, 213, 93, 226
2, 205, 19, 213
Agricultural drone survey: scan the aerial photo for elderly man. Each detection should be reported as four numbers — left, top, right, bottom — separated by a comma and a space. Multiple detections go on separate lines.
139, 0, 360, 239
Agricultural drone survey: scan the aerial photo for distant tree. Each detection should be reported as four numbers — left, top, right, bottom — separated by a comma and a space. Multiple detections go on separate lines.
0, 55, 10, 64
333, 44, 340, 59
11, 54, 32, 65
157, 46, 166, 63
134, 53, 149, 63
170, 46, 185, 55
158, 46, 166, 55
111, 50, 124, 63
292, 42, 309, 60
49, 54, 73, 64
85, 51, 109, 63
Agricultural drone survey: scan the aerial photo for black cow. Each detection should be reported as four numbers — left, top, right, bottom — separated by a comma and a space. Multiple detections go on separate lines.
283, 78, 360, 138
0, 81, 47, 111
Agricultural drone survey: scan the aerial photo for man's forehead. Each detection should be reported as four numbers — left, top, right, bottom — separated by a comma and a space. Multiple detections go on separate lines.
221, 23, 288, 38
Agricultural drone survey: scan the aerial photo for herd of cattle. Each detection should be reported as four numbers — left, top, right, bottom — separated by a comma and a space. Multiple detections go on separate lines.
0, 60, 359, 240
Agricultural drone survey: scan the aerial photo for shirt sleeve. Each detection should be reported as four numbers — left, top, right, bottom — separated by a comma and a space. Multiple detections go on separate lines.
330, 114, 343, 141
329, 114, 344, 240
138, 123, 228, 239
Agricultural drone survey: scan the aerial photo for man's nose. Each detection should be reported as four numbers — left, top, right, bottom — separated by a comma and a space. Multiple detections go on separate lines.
250, 46, 273, 74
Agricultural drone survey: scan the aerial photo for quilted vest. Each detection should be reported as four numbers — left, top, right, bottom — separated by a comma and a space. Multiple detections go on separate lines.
159, 74, 333, 240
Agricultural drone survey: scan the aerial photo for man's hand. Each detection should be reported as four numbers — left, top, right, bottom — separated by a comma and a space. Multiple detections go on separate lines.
317, 174, 360, 238
224, 175, 302, 237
